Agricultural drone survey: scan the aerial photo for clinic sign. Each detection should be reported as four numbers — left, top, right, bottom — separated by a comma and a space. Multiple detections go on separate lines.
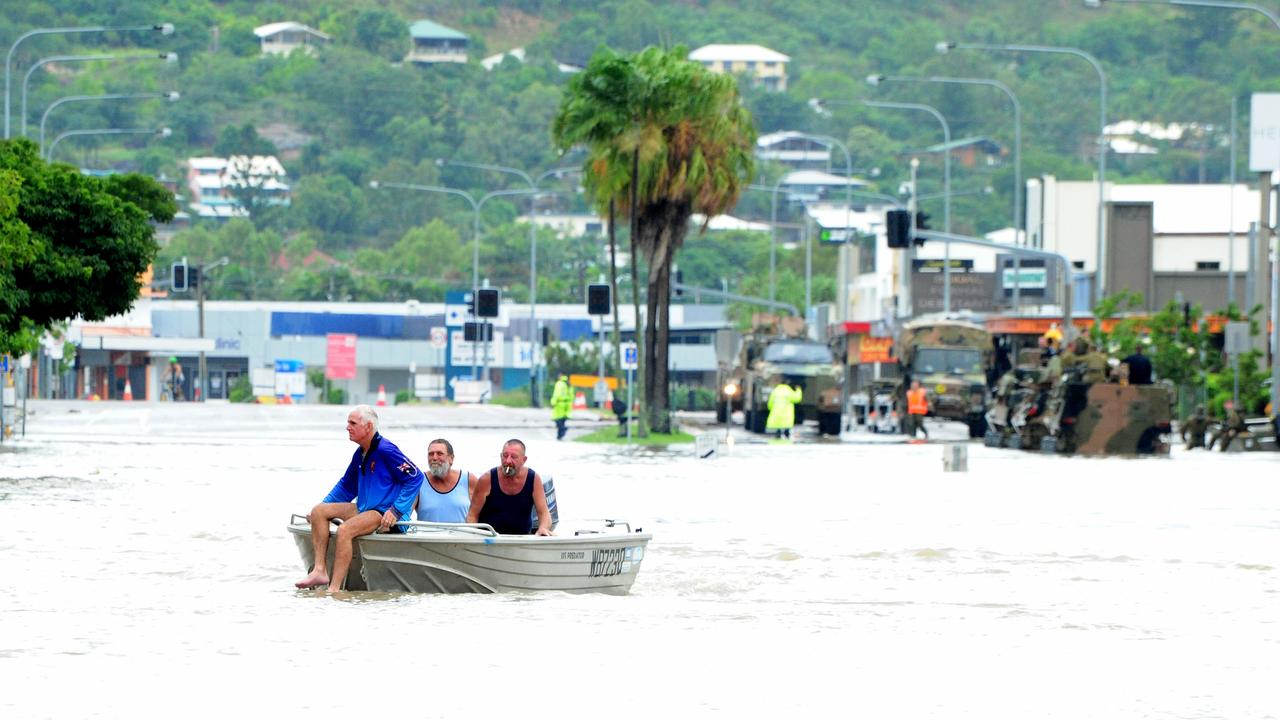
1250, 93, 1280, 172
325, 333, 357, 380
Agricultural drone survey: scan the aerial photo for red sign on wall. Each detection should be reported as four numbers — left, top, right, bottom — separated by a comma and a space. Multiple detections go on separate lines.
326, 333, 357, 380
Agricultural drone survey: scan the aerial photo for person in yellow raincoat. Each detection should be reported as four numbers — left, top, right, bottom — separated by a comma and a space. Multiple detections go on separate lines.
550, 375, 572, 440
766, 382, 803, 439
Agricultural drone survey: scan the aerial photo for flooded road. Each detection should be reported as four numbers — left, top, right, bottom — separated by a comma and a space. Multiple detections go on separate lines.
1, 401, 1277, 719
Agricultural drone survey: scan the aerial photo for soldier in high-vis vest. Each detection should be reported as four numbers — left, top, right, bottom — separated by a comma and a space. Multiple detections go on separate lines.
906, 379, 929, 439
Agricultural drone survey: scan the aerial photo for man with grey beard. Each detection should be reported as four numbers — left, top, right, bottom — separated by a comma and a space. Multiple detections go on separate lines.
413, 438, 478, 523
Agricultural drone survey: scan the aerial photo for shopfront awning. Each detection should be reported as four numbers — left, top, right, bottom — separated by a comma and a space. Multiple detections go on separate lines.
78, 336, 216, 352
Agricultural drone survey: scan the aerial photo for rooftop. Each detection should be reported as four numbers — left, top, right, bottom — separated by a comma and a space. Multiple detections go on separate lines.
409, 19, 468, 40
253, 22, 331, 40
688, 44, 790, 63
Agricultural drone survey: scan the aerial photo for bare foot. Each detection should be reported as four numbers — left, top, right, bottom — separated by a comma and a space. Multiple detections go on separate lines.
295, 570, 329, 589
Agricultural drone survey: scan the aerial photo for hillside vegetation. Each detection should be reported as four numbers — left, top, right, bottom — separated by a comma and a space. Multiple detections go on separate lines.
4, 0, 1277, 307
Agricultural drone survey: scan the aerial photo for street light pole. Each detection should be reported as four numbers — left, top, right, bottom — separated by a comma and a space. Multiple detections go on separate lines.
369, 180, 538, 389
21, 52, 176, 137
45, 126, 170, 162
939, 40, 1106, 306
1084, 0, 1280, 29
39, 90, 179, 149
768, 173, 787, 307
868, 74, 1022, 243
865, 99, 952, 313
437, 160, 579, 405
5, 23, 174, 138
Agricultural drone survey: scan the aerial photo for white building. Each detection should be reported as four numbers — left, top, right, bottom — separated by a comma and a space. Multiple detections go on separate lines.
688, 44, 790, 91
1026, 176, 1264, 309
253, 22, 331, 57
186, 155, 291, 219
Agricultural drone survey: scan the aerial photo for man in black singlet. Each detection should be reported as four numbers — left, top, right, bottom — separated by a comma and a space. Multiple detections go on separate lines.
466, 438, 552, 535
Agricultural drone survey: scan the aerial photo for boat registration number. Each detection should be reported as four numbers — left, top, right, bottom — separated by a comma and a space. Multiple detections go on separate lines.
589, 547, 626, 577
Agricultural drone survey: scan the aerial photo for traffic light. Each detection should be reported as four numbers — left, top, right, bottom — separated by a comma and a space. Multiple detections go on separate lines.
188, 266, 200, 290
172, 259, 188, 292
464, 322, 493, 342
476, 288, 499, 318
673, 269, 684, 297
587, 284, 610, 315
914, 211, 931, 246
540, 326, 552, 347
886, 209, 911, 248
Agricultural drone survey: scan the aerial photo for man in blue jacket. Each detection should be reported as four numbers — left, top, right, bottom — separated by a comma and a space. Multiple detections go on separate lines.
295, 405, 425, 591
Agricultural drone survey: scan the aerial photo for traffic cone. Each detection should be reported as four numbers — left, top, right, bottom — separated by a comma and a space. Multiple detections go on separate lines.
376, 384, 388, 407
122, 378, 133, 401
572, 391, 587, 410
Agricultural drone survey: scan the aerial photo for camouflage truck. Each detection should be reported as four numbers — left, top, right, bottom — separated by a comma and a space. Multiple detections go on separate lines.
717, 314, 844, 435
895, 316, 993, 438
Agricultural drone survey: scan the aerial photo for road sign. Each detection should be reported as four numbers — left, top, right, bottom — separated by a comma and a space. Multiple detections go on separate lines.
430, 326, 447, 349
1250, 93, 1280, 172
621, 342, 638, 370
1225, 321, 1251, 355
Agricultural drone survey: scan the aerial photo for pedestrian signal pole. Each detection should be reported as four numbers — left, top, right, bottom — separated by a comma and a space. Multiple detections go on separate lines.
587, 283, 611, 408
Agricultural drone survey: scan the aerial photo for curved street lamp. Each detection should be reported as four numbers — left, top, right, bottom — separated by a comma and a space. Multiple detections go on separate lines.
864, 99, 955, 313
1083, 0, 1280, 29
433, 159, 580, 404
868, 73, 1022, 243
938, 40, 1107, 304
46, 126, 171, 162
368, 179, 539, 384
5, 22, 174, 138
39, 90, 179, 149
21, 52, 177, 137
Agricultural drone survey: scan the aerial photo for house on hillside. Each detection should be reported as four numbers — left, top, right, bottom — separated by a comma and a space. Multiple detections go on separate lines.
923, 137, 1005, 169
480, 46, 582, 74
253, 22, 331, 57
186, 155, 291, 219
757, 131, 839, 170
688, 44, 790, 91
406, 20, 468, 64
778, 169, 868, 203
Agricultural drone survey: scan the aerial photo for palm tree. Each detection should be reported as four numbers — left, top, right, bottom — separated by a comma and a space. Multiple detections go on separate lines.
553, 46, 756, 433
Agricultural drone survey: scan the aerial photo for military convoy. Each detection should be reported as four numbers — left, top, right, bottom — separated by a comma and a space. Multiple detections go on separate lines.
717, 314, 844, 435
985, 346, 1174, 455
894, 316, 993, 438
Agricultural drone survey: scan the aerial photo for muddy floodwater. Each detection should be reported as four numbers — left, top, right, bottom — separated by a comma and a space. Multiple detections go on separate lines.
1, 401, 1277, 719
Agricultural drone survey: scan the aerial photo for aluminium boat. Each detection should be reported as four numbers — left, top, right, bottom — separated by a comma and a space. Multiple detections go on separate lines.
287, 516, 651, 594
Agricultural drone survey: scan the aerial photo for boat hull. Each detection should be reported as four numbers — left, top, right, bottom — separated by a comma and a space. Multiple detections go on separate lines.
288, 520, 650, 594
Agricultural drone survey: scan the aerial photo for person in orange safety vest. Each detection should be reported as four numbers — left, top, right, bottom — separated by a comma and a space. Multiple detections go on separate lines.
906, 379, 929, 439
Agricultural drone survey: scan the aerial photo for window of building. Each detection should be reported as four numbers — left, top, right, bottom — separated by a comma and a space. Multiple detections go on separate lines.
1195, 261, 1220, 271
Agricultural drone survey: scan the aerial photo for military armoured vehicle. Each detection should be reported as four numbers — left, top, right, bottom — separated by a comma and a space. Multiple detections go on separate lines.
986, 350, 1174, 456
895, 316, 993, 438
717, 314, 844, 435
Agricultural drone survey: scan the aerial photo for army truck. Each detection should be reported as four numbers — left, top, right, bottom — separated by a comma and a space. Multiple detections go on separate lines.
895, 316, 993, 438
717, 314, 844, 435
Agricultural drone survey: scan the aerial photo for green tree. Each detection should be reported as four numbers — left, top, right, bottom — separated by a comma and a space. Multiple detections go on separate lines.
213, 123, 278, 157
0, 139, 165, 355
553, 45, 756, 433
329, 8, 409, 62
